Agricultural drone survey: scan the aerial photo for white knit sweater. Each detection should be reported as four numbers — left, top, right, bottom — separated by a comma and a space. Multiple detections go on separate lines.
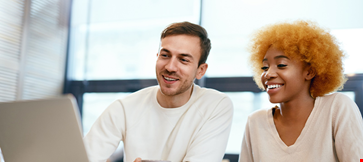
84, 85, 233, 162
240, 93, 363, 162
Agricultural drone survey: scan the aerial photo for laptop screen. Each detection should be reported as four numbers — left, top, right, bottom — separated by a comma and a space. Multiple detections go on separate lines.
0, 95, 89, 162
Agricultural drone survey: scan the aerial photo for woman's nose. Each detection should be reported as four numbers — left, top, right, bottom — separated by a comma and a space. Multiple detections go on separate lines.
264, 67, 277, 79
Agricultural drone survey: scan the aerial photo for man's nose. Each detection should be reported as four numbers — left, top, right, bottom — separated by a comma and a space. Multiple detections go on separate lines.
165, 57, 178, 72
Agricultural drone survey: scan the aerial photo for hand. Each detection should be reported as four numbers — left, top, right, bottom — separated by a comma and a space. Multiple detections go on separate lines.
133, 157, 142, 162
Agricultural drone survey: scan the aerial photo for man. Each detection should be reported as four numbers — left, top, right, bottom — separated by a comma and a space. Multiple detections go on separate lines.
84, 22, 233, 162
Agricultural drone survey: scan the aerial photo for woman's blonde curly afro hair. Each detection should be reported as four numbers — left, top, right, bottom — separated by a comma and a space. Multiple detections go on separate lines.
249, 20, 346, 98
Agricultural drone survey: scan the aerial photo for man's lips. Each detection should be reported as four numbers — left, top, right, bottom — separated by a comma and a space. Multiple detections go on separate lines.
162, 75, 179, 84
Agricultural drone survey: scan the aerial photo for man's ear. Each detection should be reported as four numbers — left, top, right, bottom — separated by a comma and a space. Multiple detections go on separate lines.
305, 67, 316, 80
196, 63, 208, 80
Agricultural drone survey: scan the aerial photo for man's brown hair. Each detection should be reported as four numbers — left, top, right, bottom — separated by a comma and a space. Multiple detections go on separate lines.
161, 21, 211, 66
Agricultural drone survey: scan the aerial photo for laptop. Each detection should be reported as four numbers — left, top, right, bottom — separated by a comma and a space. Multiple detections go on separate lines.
0, 95, 89, 162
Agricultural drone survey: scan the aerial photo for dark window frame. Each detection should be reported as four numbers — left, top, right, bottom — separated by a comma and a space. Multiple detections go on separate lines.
64, 75, 363, 116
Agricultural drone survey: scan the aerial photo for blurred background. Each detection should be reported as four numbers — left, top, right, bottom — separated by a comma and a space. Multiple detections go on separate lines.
1, 0, 363, 161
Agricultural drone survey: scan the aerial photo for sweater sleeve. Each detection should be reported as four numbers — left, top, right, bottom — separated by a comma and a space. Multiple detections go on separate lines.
332, 93, 363, 161
84, 100, 126, 162
239, 116, 254, 162
183, 97, 234, 162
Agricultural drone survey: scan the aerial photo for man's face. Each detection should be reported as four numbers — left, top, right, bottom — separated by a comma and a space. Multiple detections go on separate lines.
156, 34, 207, 96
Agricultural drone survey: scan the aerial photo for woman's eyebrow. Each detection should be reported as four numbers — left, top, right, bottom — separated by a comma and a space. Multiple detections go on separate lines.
274, 55, 290, 60
262, 55, 289, 62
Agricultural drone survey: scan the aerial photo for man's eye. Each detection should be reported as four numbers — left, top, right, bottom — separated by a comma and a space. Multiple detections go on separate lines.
160, 54, 168, 58
181, 58, 188, 62
277, 64, 287, 68
261, 66, 268, 71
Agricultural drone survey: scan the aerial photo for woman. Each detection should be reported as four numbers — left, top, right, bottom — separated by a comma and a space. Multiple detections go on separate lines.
240, 20, 363, 161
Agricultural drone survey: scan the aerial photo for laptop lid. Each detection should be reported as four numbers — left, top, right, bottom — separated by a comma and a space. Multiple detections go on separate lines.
0, 95, 89, 162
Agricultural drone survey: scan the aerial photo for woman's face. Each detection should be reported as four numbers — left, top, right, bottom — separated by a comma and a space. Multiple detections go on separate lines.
261, 47, 311, 103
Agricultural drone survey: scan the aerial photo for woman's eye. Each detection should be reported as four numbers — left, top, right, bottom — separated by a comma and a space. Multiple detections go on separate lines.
261, 66, 268, 71
277, 64, 287, 68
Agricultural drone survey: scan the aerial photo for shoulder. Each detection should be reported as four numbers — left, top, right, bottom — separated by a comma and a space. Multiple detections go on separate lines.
121, 86, 157, 100
318, 92, 357, 110
109, 86, 157, 112
319, 92, 352, 102
191, 85, 233, 116
196, 85, 233, 108
318, 92, 362, 123
244, 108, 271, 133
248, 108, 270, 122
116, 86, 157, 105
194, 85, 230, 102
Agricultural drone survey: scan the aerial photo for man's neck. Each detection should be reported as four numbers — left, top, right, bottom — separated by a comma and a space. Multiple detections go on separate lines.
156, 85, 194, 108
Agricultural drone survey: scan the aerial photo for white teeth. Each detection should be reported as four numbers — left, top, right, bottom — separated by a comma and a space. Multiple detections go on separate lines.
164, 76, 177, 81
267, 84, 282, 89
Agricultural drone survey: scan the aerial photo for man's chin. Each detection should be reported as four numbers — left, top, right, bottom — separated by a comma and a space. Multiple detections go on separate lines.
159, 87, 178, 96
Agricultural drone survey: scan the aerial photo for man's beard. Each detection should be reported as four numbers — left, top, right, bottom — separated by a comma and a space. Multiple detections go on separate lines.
159, 78, 194, 96
158, 71, 194, 96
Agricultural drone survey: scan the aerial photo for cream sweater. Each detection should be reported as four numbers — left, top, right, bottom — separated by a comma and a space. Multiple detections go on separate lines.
84, 85, 233, 162
240, 93, 363, 162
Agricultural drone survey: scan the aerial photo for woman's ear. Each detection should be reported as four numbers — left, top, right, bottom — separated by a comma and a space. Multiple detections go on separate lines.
305, 67, 316, 80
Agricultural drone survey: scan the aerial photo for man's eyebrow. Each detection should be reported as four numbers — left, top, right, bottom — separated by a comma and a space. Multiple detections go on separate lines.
180, 53, 193, 58
160, 48, 170, 53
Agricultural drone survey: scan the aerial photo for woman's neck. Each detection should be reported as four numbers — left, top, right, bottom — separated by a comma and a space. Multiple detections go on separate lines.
276, 94, 315, 124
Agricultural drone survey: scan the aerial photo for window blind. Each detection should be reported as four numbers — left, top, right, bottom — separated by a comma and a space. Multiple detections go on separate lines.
0, 0, 70, 102
21, 0, 69, 100
0, 0, 24, 102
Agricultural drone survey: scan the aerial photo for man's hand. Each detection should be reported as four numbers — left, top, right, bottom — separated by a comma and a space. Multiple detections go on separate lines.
133, 157, 142, 162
